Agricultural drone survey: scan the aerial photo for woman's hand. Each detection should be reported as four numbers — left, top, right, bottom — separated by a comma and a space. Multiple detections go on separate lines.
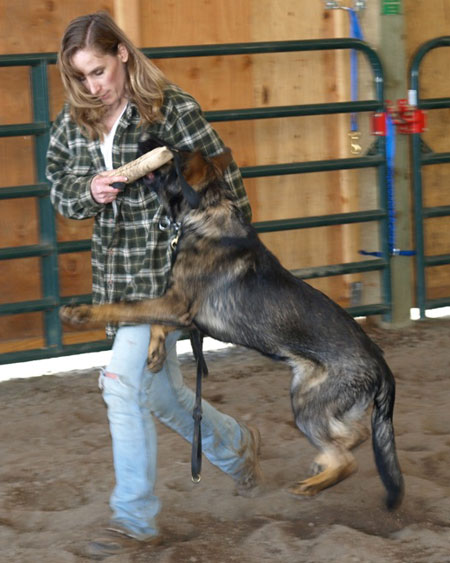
90, 173, 128, 204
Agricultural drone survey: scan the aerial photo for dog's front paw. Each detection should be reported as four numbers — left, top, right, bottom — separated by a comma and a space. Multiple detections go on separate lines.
147, 330, 167, 373
59, 305, 93, 326
147, 349, 166, 373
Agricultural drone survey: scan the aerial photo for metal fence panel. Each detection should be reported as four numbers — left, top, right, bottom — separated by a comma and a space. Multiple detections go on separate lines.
0, 38, 390, 364
410, 36, 450, 318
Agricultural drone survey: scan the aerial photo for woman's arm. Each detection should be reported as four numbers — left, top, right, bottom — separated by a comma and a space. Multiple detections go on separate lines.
46, 111, 126, 219
46, 109, 107, 219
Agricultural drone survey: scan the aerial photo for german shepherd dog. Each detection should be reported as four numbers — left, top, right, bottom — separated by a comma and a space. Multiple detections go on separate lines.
60, 139, 404, 509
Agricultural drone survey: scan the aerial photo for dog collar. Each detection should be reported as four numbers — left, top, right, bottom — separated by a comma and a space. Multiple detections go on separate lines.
159, 218, 181, 250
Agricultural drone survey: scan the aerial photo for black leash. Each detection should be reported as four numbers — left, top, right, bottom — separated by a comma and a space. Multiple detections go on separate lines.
153, 141, 205, 480
189, 329, 208, 482
172, 150, 201, 209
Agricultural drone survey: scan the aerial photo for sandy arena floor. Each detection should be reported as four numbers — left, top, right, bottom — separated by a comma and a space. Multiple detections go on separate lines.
0, 318, 449, 562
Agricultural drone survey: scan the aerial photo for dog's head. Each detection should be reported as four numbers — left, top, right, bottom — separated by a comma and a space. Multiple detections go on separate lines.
138, 135, 232, 221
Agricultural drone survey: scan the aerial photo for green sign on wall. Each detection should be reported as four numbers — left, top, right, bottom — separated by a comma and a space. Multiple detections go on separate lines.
382, 0, 402, 14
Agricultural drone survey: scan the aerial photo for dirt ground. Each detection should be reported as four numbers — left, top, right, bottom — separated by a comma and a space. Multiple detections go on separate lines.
0, 318, 449, 563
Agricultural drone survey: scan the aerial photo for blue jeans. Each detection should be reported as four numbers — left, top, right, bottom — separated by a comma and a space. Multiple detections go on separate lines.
100, 324, 248, 539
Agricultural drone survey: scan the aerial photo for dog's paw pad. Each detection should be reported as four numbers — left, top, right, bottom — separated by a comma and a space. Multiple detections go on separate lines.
287, 480, 319, 497
147, 353, 166, 373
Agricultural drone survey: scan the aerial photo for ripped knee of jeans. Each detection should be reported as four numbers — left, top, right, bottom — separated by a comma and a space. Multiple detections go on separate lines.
104, 371, 119, 380
98, 368, 120, 391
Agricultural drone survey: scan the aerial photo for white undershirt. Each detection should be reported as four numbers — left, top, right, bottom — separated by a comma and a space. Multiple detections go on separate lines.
100, 104, 127, 170
100, 105, 127, 217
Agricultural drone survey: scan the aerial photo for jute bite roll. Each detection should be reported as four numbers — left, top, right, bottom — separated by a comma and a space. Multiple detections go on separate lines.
105, 146, 174, 183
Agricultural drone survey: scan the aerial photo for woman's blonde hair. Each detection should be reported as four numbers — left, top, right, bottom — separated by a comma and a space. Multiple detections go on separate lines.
58, 11, 169, 139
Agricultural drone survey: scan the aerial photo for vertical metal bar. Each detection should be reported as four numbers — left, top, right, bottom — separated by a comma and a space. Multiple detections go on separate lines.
368, 50, 392, 322
353, 39, 392, 321
376, 136, 393, 321
409, 46, 426, 319
30, 61, 62, 350
411, 133, 426, 318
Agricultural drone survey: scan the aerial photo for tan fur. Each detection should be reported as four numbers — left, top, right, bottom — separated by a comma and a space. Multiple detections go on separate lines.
289, 449, 357, 496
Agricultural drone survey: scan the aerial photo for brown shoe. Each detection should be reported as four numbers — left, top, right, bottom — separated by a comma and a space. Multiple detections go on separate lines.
84, 524, 161, 560
234, 424, 264, 497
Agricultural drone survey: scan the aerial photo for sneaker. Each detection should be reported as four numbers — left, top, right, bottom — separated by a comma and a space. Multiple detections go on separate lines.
234, 424, 264, 497
83, 524, 161, 560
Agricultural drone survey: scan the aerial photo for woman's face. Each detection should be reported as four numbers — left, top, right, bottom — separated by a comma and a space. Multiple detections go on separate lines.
71, 45, 128, 111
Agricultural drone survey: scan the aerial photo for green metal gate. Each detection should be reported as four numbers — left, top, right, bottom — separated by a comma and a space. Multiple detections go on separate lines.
0, 38, 391, 364
410, 36, 450, 318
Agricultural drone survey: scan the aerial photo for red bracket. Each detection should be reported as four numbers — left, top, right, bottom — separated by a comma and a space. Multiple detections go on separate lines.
388, 99, 426, 134
372, 111, 388, 136
371, 99, 427, 136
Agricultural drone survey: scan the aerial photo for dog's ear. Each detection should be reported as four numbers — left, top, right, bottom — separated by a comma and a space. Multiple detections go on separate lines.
183, 151, 209, 188
183, 148, 232, 188
210, 148, 233, 175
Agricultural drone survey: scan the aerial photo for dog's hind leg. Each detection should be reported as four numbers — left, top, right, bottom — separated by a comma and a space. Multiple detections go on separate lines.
289, 445, 357, 496
288, 358, 368, 496
340, 420, 370, 450
291, 415, 360, 496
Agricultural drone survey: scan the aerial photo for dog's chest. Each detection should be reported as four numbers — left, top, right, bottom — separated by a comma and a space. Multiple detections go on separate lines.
195, 304, 230, 341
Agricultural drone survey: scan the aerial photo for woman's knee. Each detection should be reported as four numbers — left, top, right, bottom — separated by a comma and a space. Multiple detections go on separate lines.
104, 371, 119, 381
99, 366, 154, 410
99, 368, 132, 403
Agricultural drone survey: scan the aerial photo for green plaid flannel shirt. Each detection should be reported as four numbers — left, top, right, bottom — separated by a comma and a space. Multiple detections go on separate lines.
46, 84, 251, 336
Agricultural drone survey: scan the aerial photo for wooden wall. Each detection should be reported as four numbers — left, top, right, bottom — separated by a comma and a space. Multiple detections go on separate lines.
1, 1, 450, 353
0, 1, 114, 351
137, 1, 365, 306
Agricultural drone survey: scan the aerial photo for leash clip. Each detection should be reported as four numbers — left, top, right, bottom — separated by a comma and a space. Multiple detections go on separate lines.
170, 232, 180, 250
170, 222, 181, 250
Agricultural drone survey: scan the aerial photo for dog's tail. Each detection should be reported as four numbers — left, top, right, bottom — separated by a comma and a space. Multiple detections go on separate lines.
371, 360, 404, 510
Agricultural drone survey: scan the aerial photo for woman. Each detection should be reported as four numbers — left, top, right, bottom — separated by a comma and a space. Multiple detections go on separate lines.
46, 11, 261, 560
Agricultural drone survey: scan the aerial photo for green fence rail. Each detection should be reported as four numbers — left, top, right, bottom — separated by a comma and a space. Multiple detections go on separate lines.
0, 38, 390, 364
410, 36, 450, 318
